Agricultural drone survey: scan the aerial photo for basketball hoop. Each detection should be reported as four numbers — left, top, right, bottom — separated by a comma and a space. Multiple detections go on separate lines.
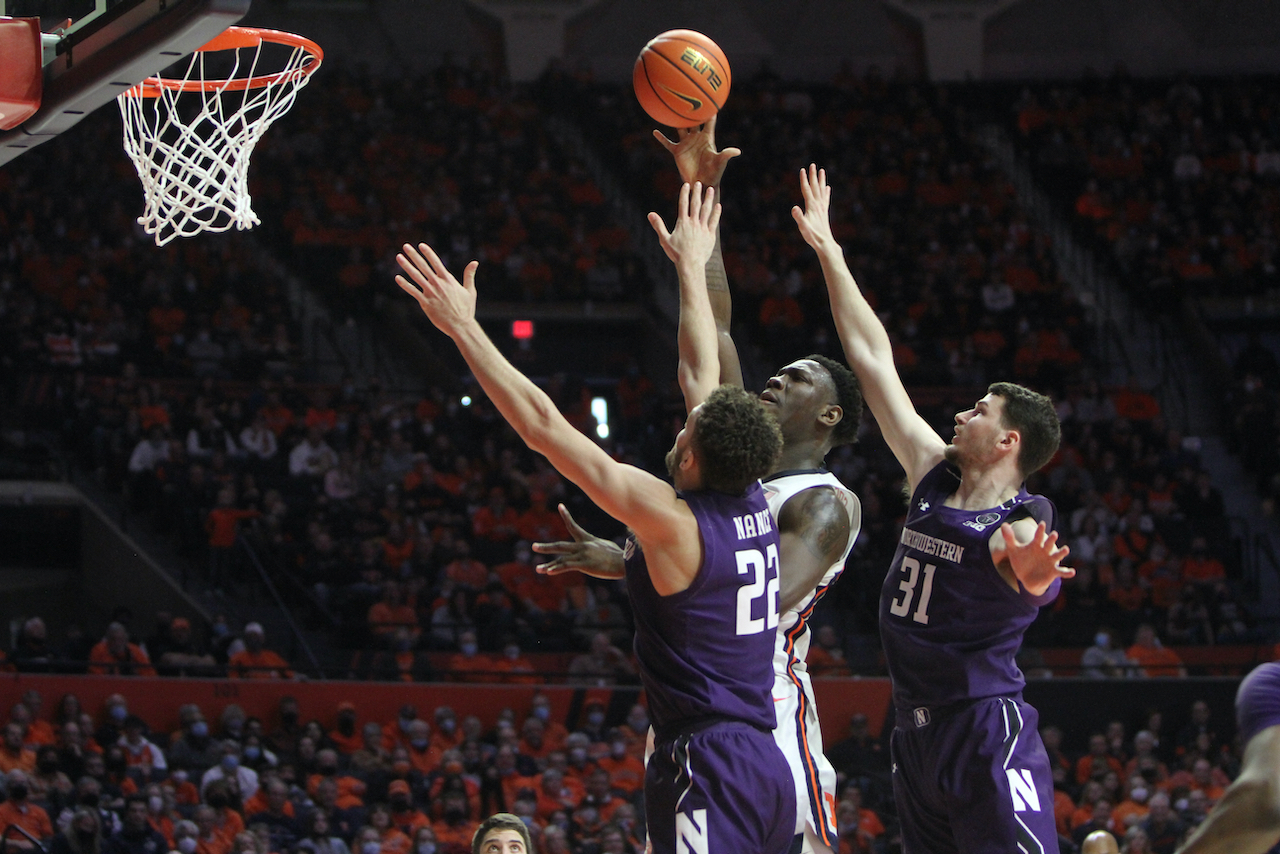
117, 26, 322, 246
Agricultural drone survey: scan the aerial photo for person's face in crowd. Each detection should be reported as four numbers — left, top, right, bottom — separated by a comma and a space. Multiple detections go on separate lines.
476, 829, 526, 854
125, 799, 148, 830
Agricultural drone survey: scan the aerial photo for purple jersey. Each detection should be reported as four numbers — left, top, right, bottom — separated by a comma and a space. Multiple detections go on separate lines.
1237, 661, 1280, 743
625, 481, 780, 736
880, 461, 1059, 711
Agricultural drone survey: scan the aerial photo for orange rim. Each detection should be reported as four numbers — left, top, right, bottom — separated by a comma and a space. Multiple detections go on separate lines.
121, 26, 323, 98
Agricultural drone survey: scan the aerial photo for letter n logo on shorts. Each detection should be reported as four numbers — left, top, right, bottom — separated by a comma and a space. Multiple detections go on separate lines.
676, 809, 709, 854
1005, 769, 1041, 812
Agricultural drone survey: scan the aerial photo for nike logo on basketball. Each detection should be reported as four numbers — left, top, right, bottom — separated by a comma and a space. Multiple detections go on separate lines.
660, 85, 703, 110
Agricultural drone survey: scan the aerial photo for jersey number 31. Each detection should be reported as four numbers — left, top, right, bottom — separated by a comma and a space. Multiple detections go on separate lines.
889, 556, 936, 624
735, 543, 780, 636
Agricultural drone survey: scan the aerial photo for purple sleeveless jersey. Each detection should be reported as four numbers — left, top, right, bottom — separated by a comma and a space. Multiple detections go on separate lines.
880, 462, 1059, 711
625, 481, 780, 735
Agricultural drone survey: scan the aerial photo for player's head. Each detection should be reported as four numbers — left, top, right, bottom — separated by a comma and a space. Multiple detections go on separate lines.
471, 813, 529, 854
667, 385, 783, 495
761, 356, 862, 452
1080, 830, 1119, 854
947, 382, 1059, 478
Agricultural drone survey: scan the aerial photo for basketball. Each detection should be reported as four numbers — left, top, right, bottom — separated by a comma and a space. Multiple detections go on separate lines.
632, 29, 731, 128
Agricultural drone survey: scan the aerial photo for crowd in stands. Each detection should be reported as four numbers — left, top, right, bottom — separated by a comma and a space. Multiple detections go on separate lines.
1010, 74, 1280, 509
249, 59, 644, 317
0, 682, 1263, 854
0, 62, 1268, 680
1013, 74, 1280, 308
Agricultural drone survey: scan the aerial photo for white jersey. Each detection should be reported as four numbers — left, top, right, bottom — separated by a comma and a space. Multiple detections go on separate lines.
762, 469, 861, 852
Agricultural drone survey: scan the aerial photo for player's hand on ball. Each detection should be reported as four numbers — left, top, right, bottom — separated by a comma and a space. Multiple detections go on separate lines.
648, 181, 722, 272
792, 163, 837, 250
532, 504, 625, 580
999, 520, 1073, 597
395, 242, 478, 337
653, 114, 741, 187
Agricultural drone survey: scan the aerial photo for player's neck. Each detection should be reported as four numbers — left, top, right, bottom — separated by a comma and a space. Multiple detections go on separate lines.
773, 439, 827, 473
947, 462, 1020, 511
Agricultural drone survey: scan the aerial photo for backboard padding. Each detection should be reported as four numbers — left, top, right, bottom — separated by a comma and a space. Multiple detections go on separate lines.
0, 0, 250, 167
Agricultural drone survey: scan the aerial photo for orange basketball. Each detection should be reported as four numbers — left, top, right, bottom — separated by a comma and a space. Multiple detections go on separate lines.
632, 29, 731, 128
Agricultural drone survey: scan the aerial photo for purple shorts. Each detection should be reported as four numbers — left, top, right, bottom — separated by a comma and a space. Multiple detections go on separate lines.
890, 696, 1060, 854
646, 720, 796, 854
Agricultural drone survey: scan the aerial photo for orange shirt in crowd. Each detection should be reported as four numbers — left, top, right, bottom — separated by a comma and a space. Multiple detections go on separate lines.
227, 649, 293, 679
0, 801, 51, 841
88, 642, 156, 676
1126, 643, 1185, 678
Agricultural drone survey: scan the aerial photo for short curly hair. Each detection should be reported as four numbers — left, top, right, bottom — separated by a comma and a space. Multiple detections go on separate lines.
471, 813, 530, 854
806, 354, 863, 447
692, 385, 784, 495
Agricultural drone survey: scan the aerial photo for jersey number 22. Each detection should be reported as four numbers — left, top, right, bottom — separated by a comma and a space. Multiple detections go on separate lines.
736, 543, 780, 636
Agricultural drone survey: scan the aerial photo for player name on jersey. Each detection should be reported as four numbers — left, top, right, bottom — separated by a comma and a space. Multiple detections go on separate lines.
899, 526, 966, 563
732, 508, 774, 540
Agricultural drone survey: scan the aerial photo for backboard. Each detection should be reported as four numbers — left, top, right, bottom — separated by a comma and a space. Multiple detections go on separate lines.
0, 0, 250, 167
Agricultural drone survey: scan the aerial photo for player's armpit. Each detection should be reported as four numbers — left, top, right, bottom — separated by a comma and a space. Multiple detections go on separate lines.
776, 486, 852, 614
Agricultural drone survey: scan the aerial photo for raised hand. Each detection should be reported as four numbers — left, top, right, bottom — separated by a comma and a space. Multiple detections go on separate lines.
653, 114, 741, 187
532, 504, 625, 580
648, 181, 722, 271
395, 243, 479, 338
999, 520, 1073, 597
791, 163, 836, 250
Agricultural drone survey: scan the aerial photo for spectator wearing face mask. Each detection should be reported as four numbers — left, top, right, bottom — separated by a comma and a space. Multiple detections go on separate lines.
1113, 775, 1152, 829
170, 820, 200, 854
525, 694, 567, 753
201, 743, 259, 802
1, 769, 54, 847
1082, 628, 1139, 678
169, 709, 221, 778
142, 783, 178, 846
616, 706, 648, 763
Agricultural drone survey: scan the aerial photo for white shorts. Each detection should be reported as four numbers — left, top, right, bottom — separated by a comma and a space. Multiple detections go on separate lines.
772, 673, 837, 853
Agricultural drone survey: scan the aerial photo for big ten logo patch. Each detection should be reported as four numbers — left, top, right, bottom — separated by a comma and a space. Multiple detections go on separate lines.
1006, 769, 1042, 812
676, 809, 709, 854
678, 48, 724, 91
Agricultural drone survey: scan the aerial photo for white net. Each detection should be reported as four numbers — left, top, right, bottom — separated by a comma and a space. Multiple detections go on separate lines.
117, 30, 320, 246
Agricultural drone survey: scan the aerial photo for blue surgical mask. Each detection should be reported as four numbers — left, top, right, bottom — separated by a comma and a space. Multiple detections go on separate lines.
191, 721, 209, 738
1095, 633, 1109, 648
460, 643, 477, 656
244, 747, 261, 760
221, 755, 239, 772
532, 706, 550, 722
110, 706, 127, 722
587, 712, 604, 727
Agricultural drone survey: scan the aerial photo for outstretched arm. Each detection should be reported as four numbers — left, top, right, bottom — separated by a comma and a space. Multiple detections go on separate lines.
654, 115, 743, 389
793, 164, 946, 491
1175, 726, 1280, 854
649, 182, 722, 413
532, 504, 625, 580
395, 244, 692, 563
